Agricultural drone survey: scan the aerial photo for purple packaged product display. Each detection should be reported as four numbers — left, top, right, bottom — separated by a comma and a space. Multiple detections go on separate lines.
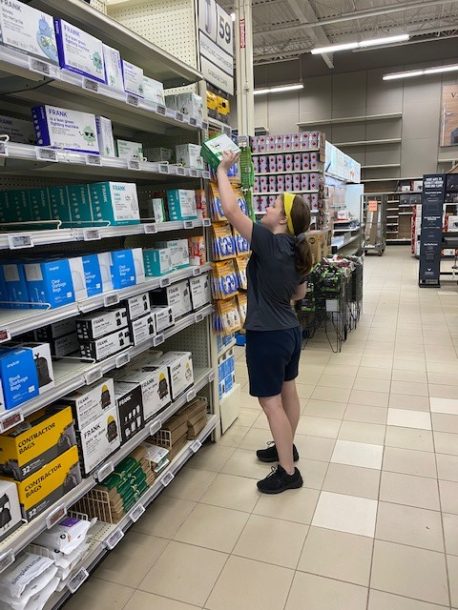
253, 157, 259, 172
257, 136, 266, 152
285, 175, 293, 190
269, 177, 277, 192
303, 194, 311, 205
275, 136, 284, 151
268, 156, 277, 172
311, 193, 319, 210
310, 131, 320, 150
310, 173, 320, 190
302, 153, 310, 170
269, 195, 276, 206
284, 154, 293, 171
293, 153, 302, 171
267, 136, 276, 152
254, 177, 260, 191
292, 133, 301, 149
277, 155, 285, 171
301, 132, 310, 150
301, 174, 310, 190
284, 134, 292, 151
277, 176, 285, 191
293, 175, 301, 190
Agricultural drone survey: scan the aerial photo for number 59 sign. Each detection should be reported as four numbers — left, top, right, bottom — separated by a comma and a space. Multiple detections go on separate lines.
198, 0, 234, 94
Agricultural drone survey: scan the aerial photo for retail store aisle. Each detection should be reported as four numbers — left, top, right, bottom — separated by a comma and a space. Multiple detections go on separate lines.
64, 247, 458, 610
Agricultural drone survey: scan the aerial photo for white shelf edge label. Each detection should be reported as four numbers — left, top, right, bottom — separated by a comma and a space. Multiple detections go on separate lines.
86, 154, 102, 166
46, 503, 67, 529
8, 234, 33, 249
159, 164, 169, 174
175, 112, 184, 122
126, 94, 140, 107
183, 220, 194, 229
149, 419, 162, 436
176, 167, 186, 176
153, 333, 164, 347
208, 371, 215, 382
191, 440, 202, 453
104, 528, 124, 550
96, 461, 114, 482
68, 568, 89, 594
116, 352, 130, 368
187, 388, 197, 402
203, 218, 211, 227
82, 78, 99, 93
128, 159, 141, 171
0, 142, 8, 157
0, 550, 15, 575
166, 108, 176, 119
129, 503, 145, 523
83, 228, 101, 241
160, 277, 171, 288
190, 169, 199, 178
161, 472, 174, 487
85, 367, 102, 385
189, 117, 197, 127
0, 329, 11, 344
104, 293, 120, 307
195, 312, 204, 323
28, 57, 51, 76
144, 223, 157, 234
0, 409, 23, 433
36, 147, 58, 162
192, 267, 202, 276
203, 171, 211, 179
156, 104, 166, 116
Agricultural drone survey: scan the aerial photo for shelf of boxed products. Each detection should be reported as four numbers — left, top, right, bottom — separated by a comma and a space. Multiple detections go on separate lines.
46, 414, 218, 607
253, 190, 319, 196
217, 338, 237, 359
332, 232, 362, 253
0, 219, 211, 251
0, 305, 214, 434
207, 117, 232, 137
0, 263, 212, 340
0, 142, 210, 183
251, 148, 321, 157
0, 45, 203, 136
0, 368, 215, 574
255, 169, 320, 176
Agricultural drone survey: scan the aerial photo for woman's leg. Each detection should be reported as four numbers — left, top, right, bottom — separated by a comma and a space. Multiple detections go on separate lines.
281, 379, 301, 437
259, 394, 295, 474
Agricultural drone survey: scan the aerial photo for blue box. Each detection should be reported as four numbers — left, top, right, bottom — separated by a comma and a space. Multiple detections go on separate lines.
24, 259, 75, 309
0, 347, 39, 409
54, 19, 106, 83
82, 255, 102, 297
98, 249, 145, 291
2, 263, 29, 309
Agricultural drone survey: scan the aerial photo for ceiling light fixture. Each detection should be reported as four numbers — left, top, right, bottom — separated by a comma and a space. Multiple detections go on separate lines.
254, 84, 304, 95
312, 34, 409, 54
383, 64, 458, 80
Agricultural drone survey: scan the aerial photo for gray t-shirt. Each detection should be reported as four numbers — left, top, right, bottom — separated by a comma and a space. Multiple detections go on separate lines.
244, 223, 303, 331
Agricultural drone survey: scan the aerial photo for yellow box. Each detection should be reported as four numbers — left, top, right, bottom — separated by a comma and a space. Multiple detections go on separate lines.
216, 96, 230, 116
206, 91, 218, 111
0, 406, 76, 481
1, 446, 82, 521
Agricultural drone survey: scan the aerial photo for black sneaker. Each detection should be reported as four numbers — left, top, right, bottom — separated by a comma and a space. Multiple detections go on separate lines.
257, 465, 303, 494
256, 442, 299, 463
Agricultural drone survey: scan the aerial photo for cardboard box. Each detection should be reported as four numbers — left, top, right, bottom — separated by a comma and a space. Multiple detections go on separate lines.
151, 280, 192, 319
130, 312, 155, 346
152, 352, 193, 401
24, 258, 76, 309
35, 319, 76, 341
114, 382, 145, 444
77, 404, 120, 475
126, 292, 151, 321
0, 406, 76, 481
0, 0, 58, 64
169, 434, 188, 460
0, 347, 39, 409
80, 328, 131, 362
114, 367, 168, 421
89, 182, 140, 226
187, 414, 207, 439
102, 44, 124, 91
151, 306, 175, 333
61, 378, 115, 431
0, 480, 22, 542
3, 446, 81, 520
122, 60, 144, 97
77, 307, 128, 340
19, 342, 54, 395
55, 19, 105, 83
32, 105, 99, 155
175, 144, 204, 170
143, 247, 172, 277
189, 274, 211, 310
96, 116, 116, 157
116, 139, 143, 161
166, 189, 197, 221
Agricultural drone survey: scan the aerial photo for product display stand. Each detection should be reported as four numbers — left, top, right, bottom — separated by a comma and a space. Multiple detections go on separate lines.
364, 196, 386, 256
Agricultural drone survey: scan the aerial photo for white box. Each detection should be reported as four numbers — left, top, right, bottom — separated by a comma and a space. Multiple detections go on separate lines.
0, 480, 22, 542
448, 215, 458, 231
96, 116, 116, 157
189, 274, 211, 310
151, 306, 175, 333
102, 44, 124, 92
157, 239, 189, 269
152, 351, 193, 401
76, 307, 128, 340
55, 19, 105, 83
78, 404, 120, 474
116, 139, 143, 161
115, 364, 171, 420
62, 378, 115, 430
69, 256, 89, 301
20, 342, 54, 395
146, 148, 173, 162
143, 76, 165, 105
151, 280, 192, 320
175, 144, 204, 170
32, 105, 99, 155
0, 0, 58, 64
0, 115, 35, 144
126, 293, 151, 321
79, 328, 131, 361
122, 60, 144, 97
130, 312, 155, 346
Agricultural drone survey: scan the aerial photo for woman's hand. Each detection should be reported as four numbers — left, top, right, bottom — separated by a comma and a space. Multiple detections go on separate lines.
218, 150, 240, 174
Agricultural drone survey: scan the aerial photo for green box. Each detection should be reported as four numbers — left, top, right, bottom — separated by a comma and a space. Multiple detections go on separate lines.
89, 181, 140, 226
26, 189, 51, 221
143, 248, 172, 276
201, 134, 240, 171
48, 186, 70, 223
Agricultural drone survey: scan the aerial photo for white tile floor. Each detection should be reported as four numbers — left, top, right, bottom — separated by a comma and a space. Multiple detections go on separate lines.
65, 247, 458, 610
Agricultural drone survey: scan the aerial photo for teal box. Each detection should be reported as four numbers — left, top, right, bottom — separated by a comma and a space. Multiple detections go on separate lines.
143, 248, 172, 277
66, 184, 93, 225
6, 190, 29, 223
26, 188, 52, 221
167, 189, 197, 221
0, 192, 7, 223
88, 181, 140, 226
48, 186, 70, 223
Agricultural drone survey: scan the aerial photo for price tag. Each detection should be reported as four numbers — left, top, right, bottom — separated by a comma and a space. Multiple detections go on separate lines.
83, 228, 101, 241
0, 329, 11, 343
183, 220, 194, 229
189, 117, 197, 127
83, 78, 99, 93
149, 419, 162, 436
187, 388, 197, 402
175, 112, 184, 123
195, 312, 204, 323
104, 293, 120, 307
0, 142, 8, 157
86, 154, 102, 166
126, 94, 140, 107
143, 223, 157, 234
203, 218, 211, 227
166, 108, 176, 119
96, 461, 114, 482
46, 503, 67, 529
104, 528, 124, 550
85, 368, 102, 385
8, 234, 33, 249
28, 57, 51, 76
203, 170, 211, 179
153, 334, 164, 347
0, 550, 14, 574
128, 159, 141, 171
208, 371, 215, 382
191, 440, 202, 453
67, 568, 89, 593
159, 164, 169, 174
36, 148, 58, 162
156, 104, 166, 116
0, 409, 24, 433
176, 166, 186, 176
129, 503, 145, 523
116, 351, 130, 368
160, 277, 171, 288
161, 472, 174, 487
192, 266, 202, 276
190, 169, 199, 178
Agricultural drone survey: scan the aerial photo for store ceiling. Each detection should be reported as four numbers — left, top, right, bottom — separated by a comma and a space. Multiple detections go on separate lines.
221, 0, 458, 66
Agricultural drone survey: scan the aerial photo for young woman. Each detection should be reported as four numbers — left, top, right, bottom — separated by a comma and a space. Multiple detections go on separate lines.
217, 150, 313, 494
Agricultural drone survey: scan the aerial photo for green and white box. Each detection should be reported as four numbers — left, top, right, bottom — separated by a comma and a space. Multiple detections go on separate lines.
143, 248, 172, 277
122, 60, 144, 97
167, 189, 197, 221
116, 139, 143, 161
96, 116, 116, 157
143, 76, 165, 105
102, 44, 124, 92
201, 134, 240, 170
89, 181, 140, 226
175, 144, 204, 170
156, 239, 189, 269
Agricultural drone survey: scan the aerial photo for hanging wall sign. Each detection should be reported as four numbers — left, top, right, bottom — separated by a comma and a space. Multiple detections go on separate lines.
198, 0, 234, 95
419, 174, 445, 287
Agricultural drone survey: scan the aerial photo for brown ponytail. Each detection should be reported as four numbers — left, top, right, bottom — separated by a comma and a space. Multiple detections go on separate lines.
286, 194, 313, 276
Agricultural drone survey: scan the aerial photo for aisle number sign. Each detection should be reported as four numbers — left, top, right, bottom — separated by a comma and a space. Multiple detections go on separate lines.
368, 201, 378, 212
198, 0, 234, 95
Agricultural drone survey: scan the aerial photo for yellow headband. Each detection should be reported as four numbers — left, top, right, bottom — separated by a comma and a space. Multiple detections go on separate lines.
283, 192, 295, 235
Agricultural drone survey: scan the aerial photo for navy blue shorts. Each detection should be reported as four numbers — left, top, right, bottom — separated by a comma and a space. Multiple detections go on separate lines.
245, 327, 302, 397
